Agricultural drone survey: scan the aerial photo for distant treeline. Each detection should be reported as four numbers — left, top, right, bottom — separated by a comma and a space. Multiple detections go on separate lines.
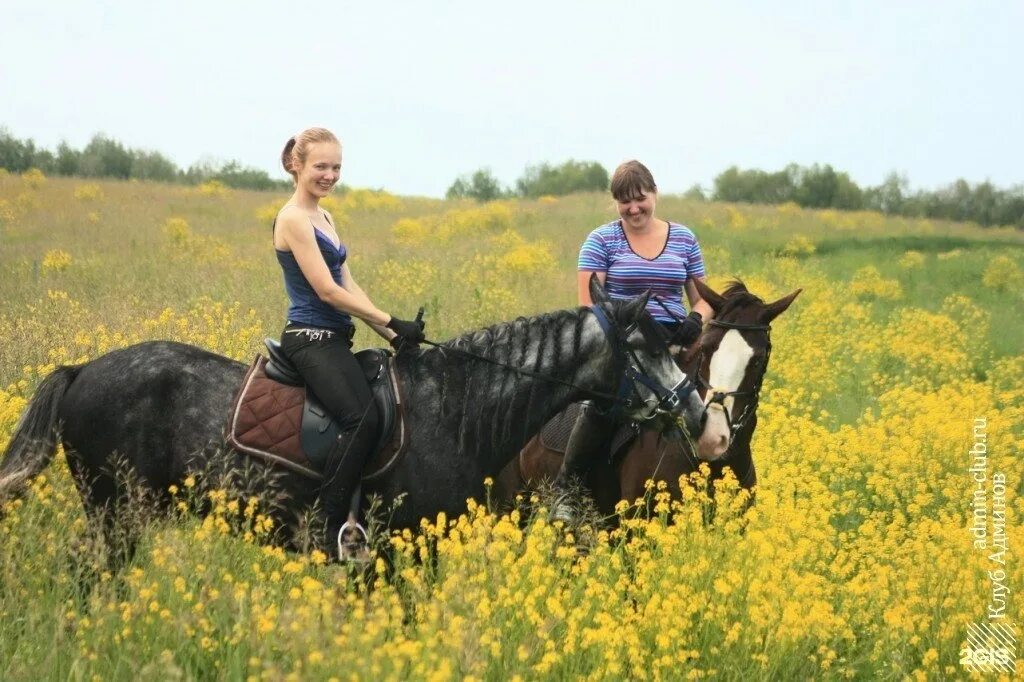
446, 161, 610, 202
707, 164, 1024, 229
0, 128, 290, 191
451, 162, 1024, 229
3, 127, 1021, 228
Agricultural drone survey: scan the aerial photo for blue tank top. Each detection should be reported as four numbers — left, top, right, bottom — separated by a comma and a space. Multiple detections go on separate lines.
275, 216, 353, 330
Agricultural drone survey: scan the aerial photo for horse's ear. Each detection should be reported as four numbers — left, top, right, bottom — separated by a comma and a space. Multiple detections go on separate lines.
762, 288, 802, 322
619, 290, 650, 326
588, 272, 609, 304
692, 277, 724, 313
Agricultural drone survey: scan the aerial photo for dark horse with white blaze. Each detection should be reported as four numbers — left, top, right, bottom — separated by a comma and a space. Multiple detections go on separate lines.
496, 279, 801, 515
0, 280, 704, 557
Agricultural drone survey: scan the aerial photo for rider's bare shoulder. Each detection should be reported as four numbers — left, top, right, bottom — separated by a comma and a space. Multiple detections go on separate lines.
275, 206, 313, 250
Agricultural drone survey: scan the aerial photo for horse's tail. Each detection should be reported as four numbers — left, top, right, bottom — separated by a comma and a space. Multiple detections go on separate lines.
0, 365, 81, 505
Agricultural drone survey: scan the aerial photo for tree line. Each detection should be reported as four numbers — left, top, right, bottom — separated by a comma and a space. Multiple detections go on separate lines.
0, 128, 289, 191
450, 161, 1022, 229
3, 127, 1020, 228
707, 164, 1024, 229
446, 161, 611, 202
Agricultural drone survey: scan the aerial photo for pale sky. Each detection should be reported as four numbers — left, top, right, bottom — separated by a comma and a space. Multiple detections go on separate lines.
3, 1, 1022, 197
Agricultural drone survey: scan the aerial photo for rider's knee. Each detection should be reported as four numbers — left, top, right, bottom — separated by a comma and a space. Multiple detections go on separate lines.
334, 398, 379, 435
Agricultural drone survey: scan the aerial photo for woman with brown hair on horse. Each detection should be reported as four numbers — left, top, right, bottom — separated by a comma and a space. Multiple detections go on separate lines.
547, 160, 716, 520
501, 278, 800, 519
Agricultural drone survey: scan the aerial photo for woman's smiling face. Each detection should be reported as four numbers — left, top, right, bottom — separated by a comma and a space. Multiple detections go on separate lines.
616, 190, 657, 230
296, 142, 341, 198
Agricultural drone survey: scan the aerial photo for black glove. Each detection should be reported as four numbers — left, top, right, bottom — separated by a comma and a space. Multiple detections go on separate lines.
389, 335, 417, 352
674, 311, 703, 346
386, 315, 426, 346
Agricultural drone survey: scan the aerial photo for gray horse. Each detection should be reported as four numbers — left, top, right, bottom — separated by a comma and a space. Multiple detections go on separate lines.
0, 279, 703, 560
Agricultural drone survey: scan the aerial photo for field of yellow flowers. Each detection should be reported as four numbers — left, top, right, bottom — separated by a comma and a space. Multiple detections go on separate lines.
1, 170, 1023, 680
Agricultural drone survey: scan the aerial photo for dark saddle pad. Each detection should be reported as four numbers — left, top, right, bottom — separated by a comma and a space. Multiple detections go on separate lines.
539, 402, 640, 461
225, 339, 406, 480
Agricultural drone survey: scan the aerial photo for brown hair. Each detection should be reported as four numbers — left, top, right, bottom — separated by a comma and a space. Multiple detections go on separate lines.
610, 160, 657, 201
281, 127, 340, 180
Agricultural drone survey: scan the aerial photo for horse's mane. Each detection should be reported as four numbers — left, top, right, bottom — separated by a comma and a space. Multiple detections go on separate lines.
416, 306, 590, 458
429, 306, 584, 361
718, 279, 765, 317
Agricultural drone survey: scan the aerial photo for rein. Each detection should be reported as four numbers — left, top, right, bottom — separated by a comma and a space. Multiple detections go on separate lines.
418, 337, 624, 404
589, 304, 694, 420
416, 304, 690, 421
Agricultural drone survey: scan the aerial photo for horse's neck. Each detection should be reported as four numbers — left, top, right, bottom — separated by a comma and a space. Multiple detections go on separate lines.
426, 309, 612, 468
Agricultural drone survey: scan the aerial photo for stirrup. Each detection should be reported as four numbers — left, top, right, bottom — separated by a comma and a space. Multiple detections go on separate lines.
549, 492, 578, 525
336, 520, 370, 562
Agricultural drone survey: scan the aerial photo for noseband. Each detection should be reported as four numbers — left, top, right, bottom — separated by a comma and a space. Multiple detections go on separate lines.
696, 319, 772, 444
591, 304, 695, 421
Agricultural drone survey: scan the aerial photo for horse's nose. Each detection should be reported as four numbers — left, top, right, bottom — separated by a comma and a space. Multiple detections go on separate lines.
698, 433, 730, 460
697, 408, 731, 460
681, 390, 704, 435
714, 433, 729, 454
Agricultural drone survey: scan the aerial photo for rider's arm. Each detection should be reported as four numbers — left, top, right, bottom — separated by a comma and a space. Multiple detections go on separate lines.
577, 227, 611, 306
577, 270, 607, 306
683, 233, 713, 321
277, 210, 391, 327
341, 263, 396, 341
684, 277, 715, 321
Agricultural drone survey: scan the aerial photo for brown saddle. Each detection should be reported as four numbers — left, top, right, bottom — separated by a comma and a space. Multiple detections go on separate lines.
225, 345, 407, 481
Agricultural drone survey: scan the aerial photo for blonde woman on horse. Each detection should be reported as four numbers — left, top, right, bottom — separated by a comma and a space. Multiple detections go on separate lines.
273, 127, 424, 557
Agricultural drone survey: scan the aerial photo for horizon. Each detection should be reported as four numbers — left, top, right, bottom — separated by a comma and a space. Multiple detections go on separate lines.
3, 1, 1022, 198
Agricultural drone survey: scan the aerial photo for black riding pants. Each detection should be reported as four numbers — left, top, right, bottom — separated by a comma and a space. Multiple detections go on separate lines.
554, 402, 618, 488
280, 323, 379, 529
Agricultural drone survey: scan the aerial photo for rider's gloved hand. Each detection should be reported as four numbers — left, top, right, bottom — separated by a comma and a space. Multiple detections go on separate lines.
389, 334, 419, 352
674, 311, 703, 346
386, 315, 426, 346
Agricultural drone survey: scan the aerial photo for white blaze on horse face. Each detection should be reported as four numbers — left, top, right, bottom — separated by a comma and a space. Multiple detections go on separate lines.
698, 330, 754, 460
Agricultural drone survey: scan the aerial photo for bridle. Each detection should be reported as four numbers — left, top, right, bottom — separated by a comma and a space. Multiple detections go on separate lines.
694, 318, 772, 443
590, 303, 695, 422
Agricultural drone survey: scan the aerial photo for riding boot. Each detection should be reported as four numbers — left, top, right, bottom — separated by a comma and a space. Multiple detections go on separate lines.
319, 407, 378, 561
551, 402, 617, 523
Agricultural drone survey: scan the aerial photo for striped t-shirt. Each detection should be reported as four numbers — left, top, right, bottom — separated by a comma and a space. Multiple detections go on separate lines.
578, 220, 706, 322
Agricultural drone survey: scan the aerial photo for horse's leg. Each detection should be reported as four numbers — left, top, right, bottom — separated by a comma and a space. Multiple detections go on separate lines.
68, 447, 153, 576
60, 443, 162, 613
585, 456, 622, 521
492, 446, 528, 512
725, 442, 757, 530
61, 445, 112, 603
730, 441, 757, 490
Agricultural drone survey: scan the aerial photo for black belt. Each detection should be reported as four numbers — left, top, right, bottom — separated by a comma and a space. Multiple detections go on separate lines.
284, 322, 355, 341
